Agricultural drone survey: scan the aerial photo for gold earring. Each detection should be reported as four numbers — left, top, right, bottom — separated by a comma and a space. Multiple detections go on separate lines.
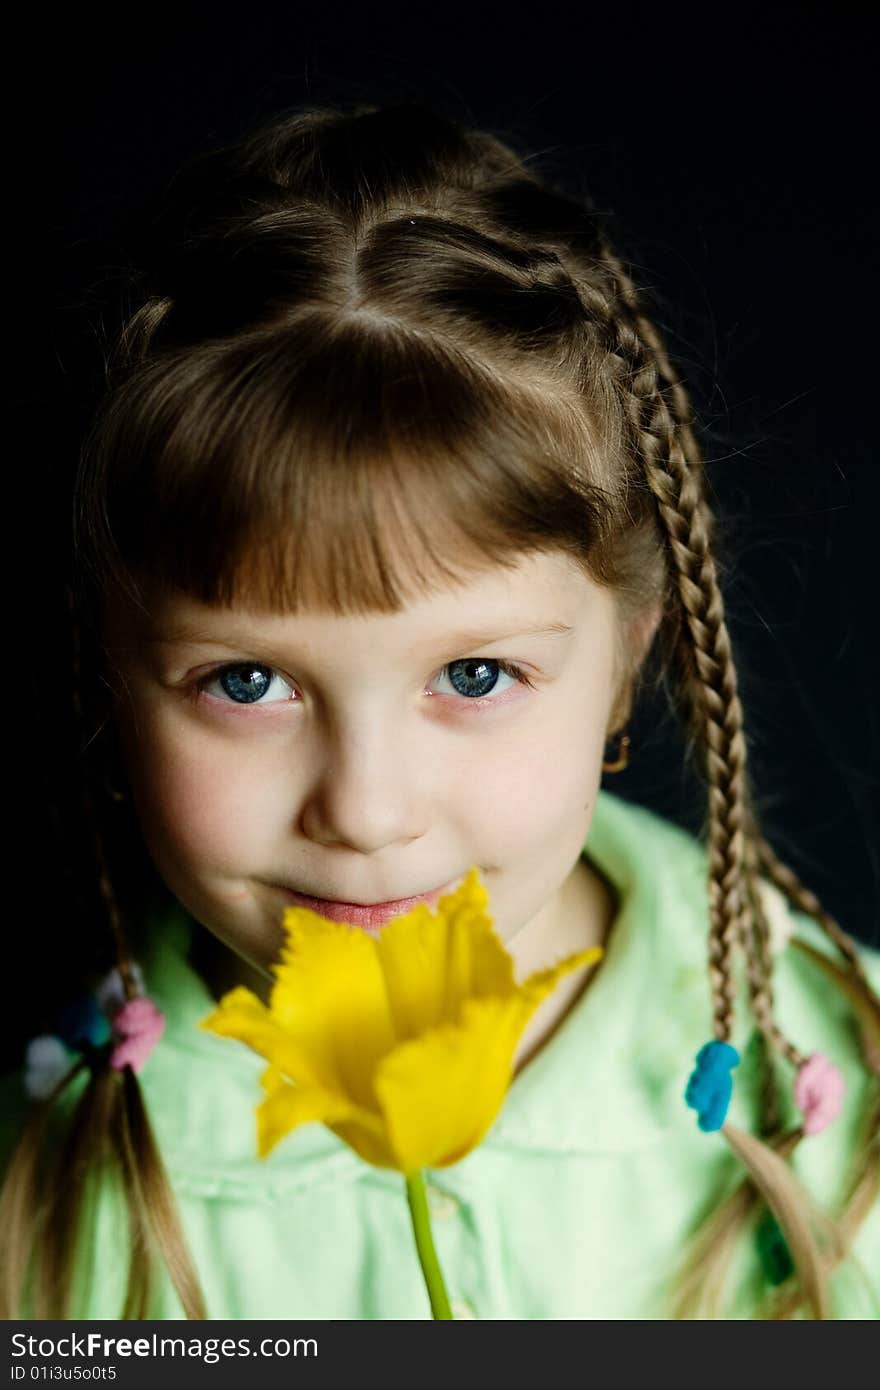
602, 730, 630, 774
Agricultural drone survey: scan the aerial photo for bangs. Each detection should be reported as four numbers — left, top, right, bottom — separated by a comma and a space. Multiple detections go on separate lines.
76, 311, 625, 620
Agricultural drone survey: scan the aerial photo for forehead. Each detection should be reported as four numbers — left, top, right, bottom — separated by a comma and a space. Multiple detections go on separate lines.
102, 549, 609, 649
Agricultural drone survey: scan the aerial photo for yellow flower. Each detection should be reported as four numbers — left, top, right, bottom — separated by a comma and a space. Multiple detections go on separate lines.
199, 868, 602, 1175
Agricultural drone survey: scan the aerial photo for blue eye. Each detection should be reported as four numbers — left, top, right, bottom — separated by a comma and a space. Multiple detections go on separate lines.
199, 664, 294, 705
196, 657, 534, 707
439, 658, 530, 699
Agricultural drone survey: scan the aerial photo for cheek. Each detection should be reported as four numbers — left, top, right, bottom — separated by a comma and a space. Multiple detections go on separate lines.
455, 688, 605, 854
118, 710, 277, 876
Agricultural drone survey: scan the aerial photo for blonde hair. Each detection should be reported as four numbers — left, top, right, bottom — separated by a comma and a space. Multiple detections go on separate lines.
2, 100, 877, 1319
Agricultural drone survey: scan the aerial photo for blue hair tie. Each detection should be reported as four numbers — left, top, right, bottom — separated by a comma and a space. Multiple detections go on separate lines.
684, 1040, 740, 1131
55, 992, 112, 1051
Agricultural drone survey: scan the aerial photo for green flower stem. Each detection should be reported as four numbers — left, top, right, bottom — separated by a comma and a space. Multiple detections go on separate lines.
405, 1169, 454, 1319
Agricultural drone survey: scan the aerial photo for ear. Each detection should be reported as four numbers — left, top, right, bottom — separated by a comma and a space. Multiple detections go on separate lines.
606, 602, 663, 736
633, 601, 663, 663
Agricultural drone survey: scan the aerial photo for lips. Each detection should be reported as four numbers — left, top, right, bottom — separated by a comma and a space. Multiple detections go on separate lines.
278, 879, 460, 933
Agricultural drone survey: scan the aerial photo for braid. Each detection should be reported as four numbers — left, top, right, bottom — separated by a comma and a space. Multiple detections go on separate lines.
740, 820, 786, 1135
590, 253, 879, 1048
588, 246, 805, 1133
584, 240, 880, 1316
15, 585, 210, 1319
585, 249, 758, 1051
581, 242, 840, 1306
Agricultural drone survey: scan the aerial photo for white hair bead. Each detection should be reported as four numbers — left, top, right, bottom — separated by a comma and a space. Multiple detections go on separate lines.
94, 961, 146, 1017
24, 1035, 75, 1100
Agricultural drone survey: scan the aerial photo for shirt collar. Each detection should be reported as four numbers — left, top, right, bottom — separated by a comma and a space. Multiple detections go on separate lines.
137, 789, 725, 1172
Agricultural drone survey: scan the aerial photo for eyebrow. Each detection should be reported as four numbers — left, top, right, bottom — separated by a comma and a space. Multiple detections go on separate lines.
431, 621, 575, 647
146, 620, 575, 649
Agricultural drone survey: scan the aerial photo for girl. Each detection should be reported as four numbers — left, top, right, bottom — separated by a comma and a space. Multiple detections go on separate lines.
2, 100, 878, 1321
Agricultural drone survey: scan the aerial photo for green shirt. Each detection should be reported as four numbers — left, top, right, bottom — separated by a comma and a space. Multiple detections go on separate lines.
3, 789, 879, 1318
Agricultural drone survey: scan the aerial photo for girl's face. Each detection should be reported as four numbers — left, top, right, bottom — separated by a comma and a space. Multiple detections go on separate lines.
102, 550, 637, 1001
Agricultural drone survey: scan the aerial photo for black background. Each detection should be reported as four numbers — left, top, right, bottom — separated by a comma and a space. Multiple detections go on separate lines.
9, 0, 879, 1008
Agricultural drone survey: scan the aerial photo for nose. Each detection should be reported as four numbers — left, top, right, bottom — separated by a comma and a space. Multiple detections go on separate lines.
298, 719, 429, 853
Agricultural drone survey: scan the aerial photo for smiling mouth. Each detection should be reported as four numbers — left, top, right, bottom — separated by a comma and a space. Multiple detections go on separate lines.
277, 879, 461, 932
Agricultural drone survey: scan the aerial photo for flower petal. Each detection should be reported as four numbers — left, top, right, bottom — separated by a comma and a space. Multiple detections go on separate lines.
374, 943, 603, 1173
519, 945, 604, 1007
375, 868, 517, 1036
199, 986, 329, 1090
273, 910, 398, 1107
256, 1061, 389, 1161
374, 993, 534, 1173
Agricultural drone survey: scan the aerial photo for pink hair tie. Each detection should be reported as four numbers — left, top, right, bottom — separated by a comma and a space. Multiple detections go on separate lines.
108, 997, 166, 1074
794, 1051, 845, 1136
